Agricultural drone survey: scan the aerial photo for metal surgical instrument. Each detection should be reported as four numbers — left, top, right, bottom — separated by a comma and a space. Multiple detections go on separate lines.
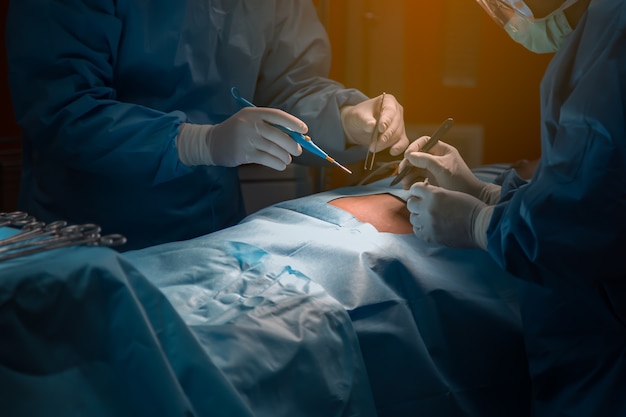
0, 219, 67, 247
0, 219, 127, 262
364, 92, 386, 171
389, 117, 454, 186
0, 211, 35, 228
230, 87, 352, 174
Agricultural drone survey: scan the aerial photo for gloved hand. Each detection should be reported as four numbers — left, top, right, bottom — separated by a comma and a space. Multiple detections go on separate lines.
398, 138, 501, 204
176, 107, 304, 171
407, 180, 493, 249
340, 93, 409, 156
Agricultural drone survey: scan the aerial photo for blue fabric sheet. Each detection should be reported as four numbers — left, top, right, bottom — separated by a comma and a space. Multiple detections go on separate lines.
0, 244, 256, 417
0, 228, 375, 417
125, 183, 531, 417
0, 173, 531, 416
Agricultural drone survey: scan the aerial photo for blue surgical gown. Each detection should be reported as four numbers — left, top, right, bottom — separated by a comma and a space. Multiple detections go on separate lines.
486, 0, 626, 415
6, 0, 368, 250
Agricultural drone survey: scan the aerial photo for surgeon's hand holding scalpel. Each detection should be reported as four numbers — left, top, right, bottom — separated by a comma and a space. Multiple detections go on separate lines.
228, 87, 353, 173
176, 107, 305, 171
340, 93, 410, 157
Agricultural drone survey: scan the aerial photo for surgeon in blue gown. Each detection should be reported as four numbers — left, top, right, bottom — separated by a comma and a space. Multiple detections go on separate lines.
400, 0, 626, 415
5, 0, 409, 251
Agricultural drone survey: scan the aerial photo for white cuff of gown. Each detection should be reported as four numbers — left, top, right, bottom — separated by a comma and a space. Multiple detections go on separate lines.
176, 123, 215, 166
472, 205, 494, 251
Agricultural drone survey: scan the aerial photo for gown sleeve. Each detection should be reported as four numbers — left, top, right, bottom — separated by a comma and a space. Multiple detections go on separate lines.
486, 11, 626, 288
253, 0, 370, 165
6, 0, 191, 185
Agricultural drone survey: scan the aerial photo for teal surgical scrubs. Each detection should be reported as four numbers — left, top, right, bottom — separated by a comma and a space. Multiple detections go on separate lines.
6, 0, 367, 250
487, 0, 626, 415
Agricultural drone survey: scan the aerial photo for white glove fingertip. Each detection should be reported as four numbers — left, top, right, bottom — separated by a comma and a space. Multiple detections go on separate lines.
406, 197, 420, 213
281, 136, 302, 157
409, 182, 426, 198
389, 136, 409, 156
405, 151, 430, 169
261, 155, 289, 171
404, 136, 427, 155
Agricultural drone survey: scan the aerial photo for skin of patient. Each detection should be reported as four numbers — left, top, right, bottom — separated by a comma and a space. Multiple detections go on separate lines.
329, 194, 414, 234
328, 160, 539, 235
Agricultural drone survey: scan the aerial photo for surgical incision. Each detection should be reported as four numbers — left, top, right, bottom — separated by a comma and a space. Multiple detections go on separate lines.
328, 193, 413, 234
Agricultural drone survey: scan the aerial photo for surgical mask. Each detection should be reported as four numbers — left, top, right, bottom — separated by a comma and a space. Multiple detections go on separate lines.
476, 0, 578, 53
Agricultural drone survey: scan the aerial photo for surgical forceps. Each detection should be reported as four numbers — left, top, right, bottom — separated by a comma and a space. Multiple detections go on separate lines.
364, 92, 386, 171
230, 87, 352, 174
0, 219, 67, 247
0, 219, 127, 262
389, 118, 454, 186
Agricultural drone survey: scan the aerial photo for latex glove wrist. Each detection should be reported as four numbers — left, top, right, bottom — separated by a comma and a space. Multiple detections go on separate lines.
176, 107, 304, 171
177, 123, 215, 166
478, 182, 502, 205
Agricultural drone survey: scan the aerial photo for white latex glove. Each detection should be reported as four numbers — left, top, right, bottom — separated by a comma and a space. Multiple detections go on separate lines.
407, 180, 493, 249
340, 93, 409, 156
176, 107, 304, 171
398, 137, 501, 205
